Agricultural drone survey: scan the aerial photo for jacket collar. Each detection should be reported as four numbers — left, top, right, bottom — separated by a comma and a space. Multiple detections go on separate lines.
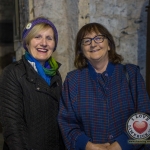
22, 55, 61, 84
88, 61, 115, 81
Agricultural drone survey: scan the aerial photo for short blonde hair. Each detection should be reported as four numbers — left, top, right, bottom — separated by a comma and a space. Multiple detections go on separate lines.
24, 23, 53, 45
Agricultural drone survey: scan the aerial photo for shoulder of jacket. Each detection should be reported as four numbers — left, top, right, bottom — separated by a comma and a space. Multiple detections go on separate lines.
124, 63, 140, 71
64, 69, 86, 86
67, 69, 84, 77
66, 69, 81, 81
121, 63, 139, 69
122, 63, 140, 79
2, 59, 25, 76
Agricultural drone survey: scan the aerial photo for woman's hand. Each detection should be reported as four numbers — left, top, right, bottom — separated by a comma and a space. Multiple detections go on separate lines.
107, 142, 122, 150
85, 141, 110, 150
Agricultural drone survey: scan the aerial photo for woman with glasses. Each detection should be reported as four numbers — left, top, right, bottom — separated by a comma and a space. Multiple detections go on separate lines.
58, 23, 150, 150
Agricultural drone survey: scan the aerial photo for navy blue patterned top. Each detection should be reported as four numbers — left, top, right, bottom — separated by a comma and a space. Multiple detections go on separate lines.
58, 62, 150, 150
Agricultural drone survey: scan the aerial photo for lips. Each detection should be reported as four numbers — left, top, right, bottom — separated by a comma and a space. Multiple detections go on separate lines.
89, 49, 100, 52
37, 48, 48, 52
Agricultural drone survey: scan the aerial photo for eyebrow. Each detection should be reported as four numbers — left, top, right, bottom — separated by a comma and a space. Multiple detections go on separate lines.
83, 34, 103, 38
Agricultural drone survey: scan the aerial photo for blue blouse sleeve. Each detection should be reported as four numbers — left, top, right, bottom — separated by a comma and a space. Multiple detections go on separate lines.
58, 73, 91, 150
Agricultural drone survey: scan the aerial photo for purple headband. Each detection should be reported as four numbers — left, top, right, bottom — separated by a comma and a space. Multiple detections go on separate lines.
22, 17, 58, 51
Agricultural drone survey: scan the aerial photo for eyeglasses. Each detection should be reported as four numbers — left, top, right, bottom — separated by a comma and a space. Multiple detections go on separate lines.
81, 35, 106, 46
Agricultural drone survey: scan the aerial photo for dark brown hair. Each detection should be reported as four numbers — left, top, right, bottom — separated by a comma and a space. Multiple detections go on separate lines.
74, 22, 123, 69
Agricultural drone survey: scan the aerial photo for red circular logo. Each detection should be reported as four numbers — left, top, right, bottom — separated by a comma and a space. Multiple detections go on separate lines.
126, 113, 150, 139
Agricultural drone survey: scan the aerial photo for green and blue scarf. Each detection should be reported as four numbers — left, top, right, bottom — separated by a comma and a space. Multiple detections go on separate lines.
25, 51, 58, 85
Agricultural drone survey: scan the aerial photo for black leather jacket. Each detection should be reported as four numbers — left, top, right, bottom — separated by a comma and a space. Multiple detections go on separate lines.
0, 56, 64, 150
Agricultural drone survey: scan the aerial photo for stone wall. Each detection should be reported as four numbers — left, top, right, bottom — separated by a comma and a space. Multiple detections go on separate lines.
89, 0, 148, 79
32, 0, 79, 80
0, 0, 148, 80
0, 0, 15, 73
30, 0, 148, 81
14, 0, 29, 61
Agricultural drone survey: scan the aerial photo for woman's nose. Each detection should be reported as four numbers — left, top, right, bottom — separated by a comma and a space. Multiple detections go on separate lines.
91, 39, 96, 47
41, 38, 47, 46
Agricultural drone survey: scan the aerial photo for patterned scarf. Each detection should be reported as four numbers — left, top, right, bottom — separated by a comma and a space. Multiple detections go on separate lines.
25, 51, 58, 85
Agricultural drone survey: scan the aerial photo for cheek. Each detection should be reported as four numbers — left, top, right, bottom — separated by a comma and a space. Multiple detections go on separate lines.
105, 40, 110, 50
81, 46, 90, 57
27, 41, 37, 52
30, 39, 40, 46
52, 41, 56, 48
48, 41, 55, 49
81, 45, 87, 53
52, 42, 55, 48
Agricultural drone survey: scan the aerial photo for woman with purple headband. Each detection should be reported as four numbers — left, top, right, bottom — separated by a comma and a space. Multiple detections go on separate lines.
0, 16, 65, 150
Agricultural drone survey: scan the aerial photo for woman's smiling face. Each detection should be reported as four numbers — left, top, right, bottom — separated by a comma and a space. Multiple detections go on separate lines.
27, 27, 55, 65
81, 31, 110, 65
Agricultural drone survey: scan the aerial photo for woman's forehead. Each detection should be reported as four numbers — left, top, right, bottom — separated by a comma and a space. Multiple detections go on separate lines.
83, 26, 100, 34
83, 30, 101, 37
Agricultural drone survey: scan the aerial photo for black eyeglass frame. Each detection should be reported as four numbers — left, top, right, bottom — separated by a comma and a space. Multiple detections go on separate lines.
81, 35, 106, 46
